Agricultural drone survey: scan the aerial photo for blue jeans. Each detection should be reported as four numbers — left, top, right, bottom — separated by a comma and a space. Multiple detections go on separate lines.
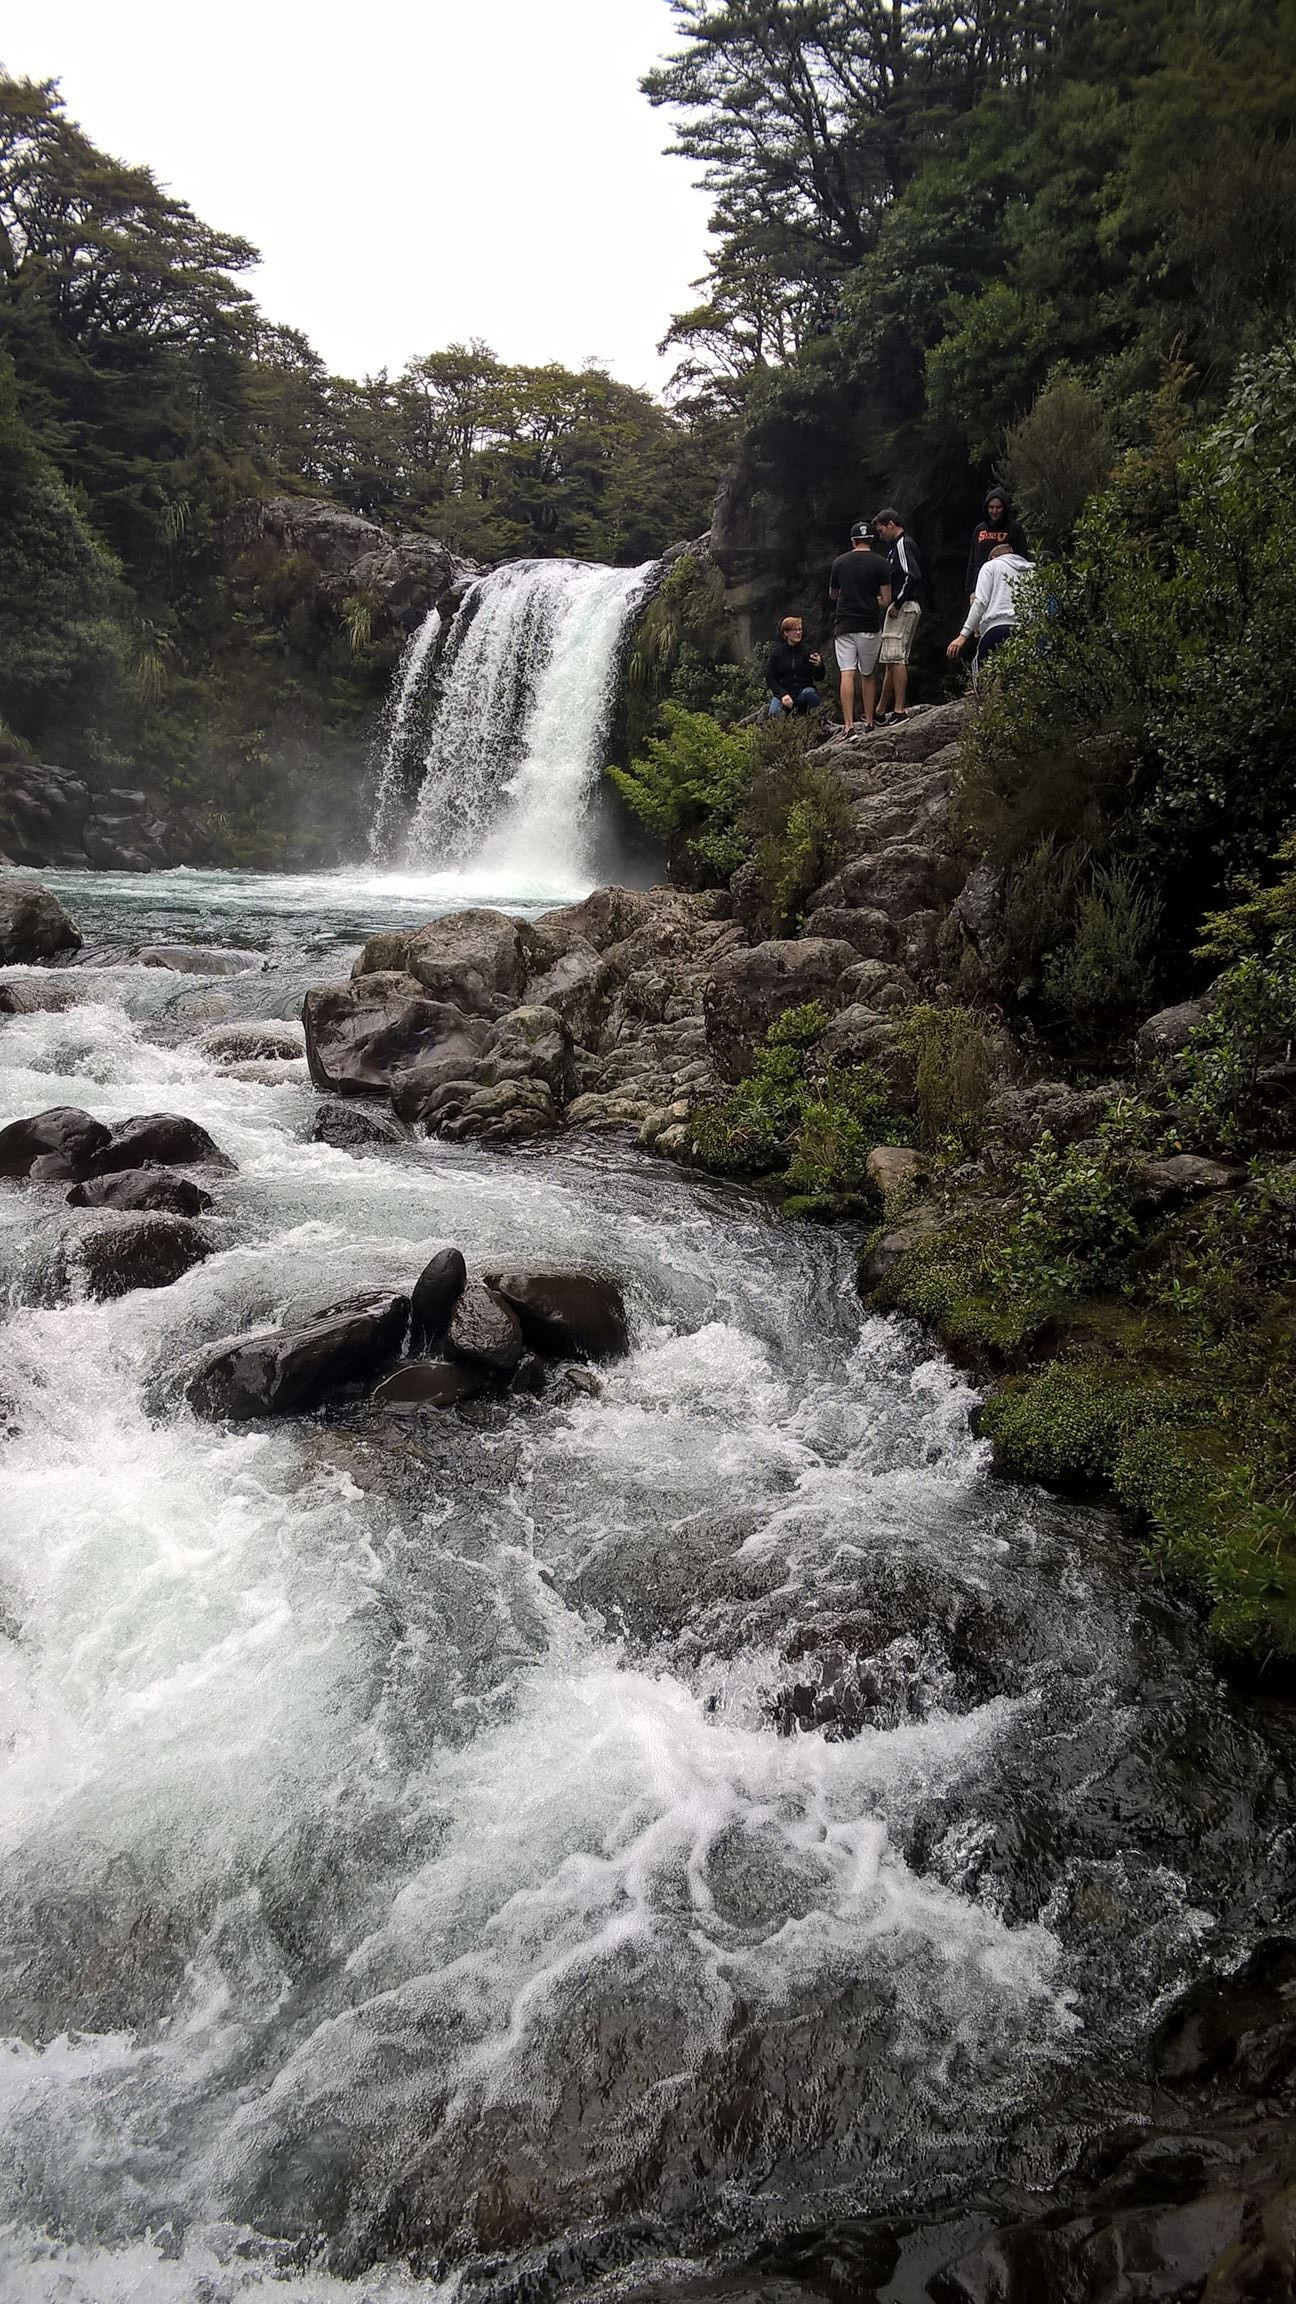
768, 688, 822, 716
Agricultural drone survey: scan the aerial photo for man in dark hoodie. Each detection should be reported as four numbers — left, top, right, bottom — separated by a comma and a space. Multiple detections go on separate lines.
966, 488, 1029, 597
765, 615, 825, 715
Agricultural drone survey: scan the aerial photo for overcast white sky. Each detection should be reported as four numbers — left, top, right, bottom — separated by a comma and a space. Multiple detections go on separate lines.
1, 0, 714, 395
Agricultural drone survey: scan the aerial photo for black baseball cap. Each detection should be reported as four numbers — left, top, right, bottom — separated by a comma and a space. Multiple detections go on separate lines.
849, 521, 871, 541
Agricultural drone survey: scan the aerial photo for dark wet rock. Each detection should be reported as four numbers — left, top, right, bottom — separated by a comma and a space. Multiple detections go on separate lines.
0, 1105, 109, 1180
88, 1113, 234, 1175
446, 1280, 523, 1372
510, 1350, 548, 1394
801, 904, 897, 959
1150, 1937, 1296, 2093
1136, 1001, 1207, 1067
309, 1100, 407, 1152
137, 943, 261, 975
177, 1291, 409, 1420
67, 1168, 213, 1216
198, 1021, 304, 1064
929, 2190, 1251, 2303
371, 1359, 483, 1410
405, 908, 526, 1015
303, 975, 485, 1095
410, 1246, 467, 1352
56, 1213, 211, 1300
485, 1269, 629, 1360
0, 876, 81, 965
704, 938, 858, 1082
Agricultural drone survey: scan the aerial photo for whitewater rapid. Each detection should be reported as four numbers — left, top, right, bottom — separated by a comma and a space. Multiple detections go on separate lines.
0, 872, 1291, 2302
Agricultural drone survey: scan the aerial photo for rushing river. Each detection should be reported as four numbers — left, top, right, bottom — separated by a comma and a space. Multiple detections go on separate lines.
1, 870, 1293, 2304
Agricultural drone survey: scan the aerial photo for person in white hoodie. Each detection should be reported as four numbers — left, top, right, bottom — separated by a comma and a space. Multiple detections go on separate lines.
947, 541, 1034, 677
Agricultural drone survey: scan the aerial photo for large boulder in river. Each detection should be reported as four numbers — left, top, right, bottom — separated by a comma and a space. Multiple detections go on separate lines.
446, 1280, 524, 1372
372, 1359, 483, 1410
485, 1269, 629, 1361
405, 909, 526, 1015
0, 1106, 109, 1180
178, 1290, 410, 1420
411, 1246, 467, 1352
703, 938, 858, 1082
67, 1168, 213, 1216
88, 1113, 234, 1175
303, 975, 486, 1096
55, 1213, 211, 1300
199, 1021, 304, 1065
0, 876, 81, 965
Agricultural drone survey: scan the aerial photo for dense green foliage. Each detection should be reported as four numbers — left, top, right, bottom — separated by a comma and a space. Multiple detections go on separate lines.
610, 702, 851, 932
0, 75, 727, 833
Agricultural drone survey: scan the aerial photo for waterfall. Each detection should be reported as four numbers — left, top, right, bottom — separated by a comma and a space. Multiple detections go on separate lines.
376, 557, 656, 899
368, 607, 442, 861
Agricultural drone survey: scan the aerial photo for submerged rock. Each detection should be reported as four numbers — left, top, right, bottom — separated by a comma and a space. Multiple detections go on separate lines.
198, 1021, 305, 1064
177, 1290, 409, 1420
88, 1113, 235, 1174
56, 1213, 211, 1299
0, 876, 81, 965
67, 1168, 213, 1216
484, 1269, 629, 1361
0, 1105, 110, 1180
137, 944, 262, 975
410, 1246, 468, 1352
371, 1358, 483, 1410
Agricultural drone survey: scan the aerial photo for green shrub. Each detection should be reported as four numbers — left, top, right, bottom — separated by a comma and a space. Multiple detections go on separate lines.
894, 1003, 996, 1153
692, 1003, 903, 1196
609, 704, 753, 880
741, 738, 851, 932
1042, 861, 1163, 1022
1001, 373, 1114, 555
1004, 1130, 1139, 1297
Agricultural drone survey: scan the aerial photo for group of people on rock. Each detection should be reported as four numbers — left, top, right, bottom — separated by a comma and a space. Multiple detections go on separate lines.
765, 489, 1034, 736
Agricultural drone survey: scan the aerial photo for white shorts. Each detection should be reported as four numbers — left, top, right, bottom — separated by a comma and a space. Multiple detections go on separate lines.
834, 630, 881, 674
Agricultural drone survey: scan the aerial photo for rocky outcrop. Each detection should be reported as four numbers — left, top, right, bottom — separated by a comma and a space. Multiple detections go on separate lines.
0, 1105, 235, 1186
227, 496, 479, 635
0, 764, 215, 874
703, 937, 859, 1082
0, 876, 81, 965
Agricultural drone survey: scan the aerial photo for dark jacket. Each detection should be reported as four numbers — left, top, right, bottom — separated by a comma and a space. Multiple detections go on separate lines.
885, 530, 924, 611
966, 490, 1030, 594
765, 638, 824, 695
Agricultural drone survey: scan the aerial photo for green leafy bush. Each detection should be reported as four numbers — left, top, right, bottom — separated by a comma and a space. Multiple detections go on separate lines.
1004, 1129, 1139, 1297
692, 1003, 902, 1196
895, 1003, 996, 1153
741, 736, 851, 932
609, 704, 753, 881
1042, 860, 1163, 1023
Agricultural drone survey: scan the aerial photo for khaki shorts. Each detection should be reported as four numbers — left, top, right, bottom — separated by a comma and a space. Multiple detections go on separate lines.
878, 600, 921, 665
834, 630, 881, 674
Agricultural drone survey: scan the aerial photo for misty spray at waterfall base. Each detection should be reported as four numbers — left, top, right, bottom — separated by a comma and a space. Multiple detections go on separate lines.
370, 558, 658, 901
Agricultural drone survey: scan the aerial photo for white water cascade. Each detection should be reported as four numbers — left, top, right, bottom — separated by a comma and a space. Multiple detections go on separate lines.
384, 557, 657, 900
367, 607, 442, 861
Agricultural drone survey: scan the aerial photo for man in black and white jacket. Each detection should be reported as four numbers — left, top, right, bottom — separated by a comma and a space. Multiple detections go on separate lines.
873, 508, 923, 720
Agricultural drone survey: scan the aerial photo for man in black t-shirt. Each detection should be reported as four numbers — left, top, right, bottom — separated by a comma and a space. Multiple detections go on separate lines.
828, 523, 891, 735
